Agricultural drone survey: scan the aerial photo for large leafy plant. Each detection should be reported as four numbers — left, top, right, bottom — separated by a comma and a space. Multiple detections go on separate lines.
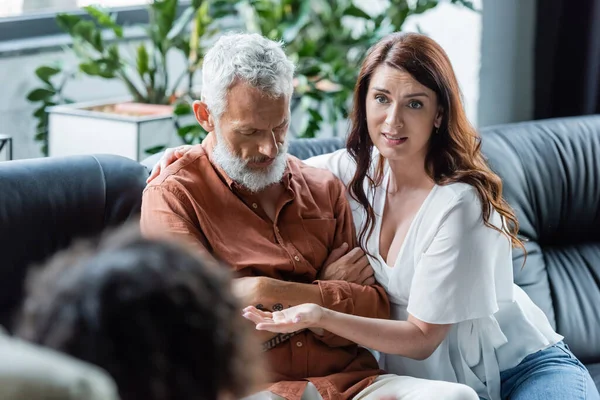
27, 0, 476, 156
237, 0, 476, 137
26, 0, 228, 156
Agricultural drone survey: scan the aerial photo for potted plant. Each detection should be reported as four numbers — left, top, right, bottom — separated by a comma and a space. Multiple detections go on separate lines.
26, 0, 230, 159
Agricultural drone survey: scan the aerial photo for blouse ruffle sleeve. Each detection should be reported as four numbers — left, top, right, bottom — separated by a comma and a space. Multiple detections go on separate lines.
407, 186, 508, 325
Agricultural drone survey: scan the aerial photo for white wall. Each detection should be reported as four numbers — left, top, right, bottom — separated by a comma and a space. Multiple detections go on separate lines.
478, 0, 537, 127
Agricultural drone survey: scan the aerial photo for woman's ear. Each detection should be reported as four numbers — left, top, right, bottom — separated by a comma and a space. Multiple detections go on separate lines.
193, 101, 215, 132
434, 107, 444, 128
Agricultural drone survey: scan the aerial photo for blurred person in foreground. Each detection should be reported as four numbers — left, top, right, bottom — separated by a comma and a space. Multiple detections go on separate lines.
15, 224, 260, 400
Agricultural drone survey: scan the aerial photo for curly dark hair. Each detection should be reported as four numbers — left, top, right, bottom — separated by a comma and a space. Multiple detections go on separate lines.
15, 224, 262, 400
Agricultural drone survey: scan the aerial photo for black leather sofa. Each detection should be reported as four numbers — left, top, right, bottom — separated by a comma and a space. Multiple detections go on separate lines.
0, 115, 598, 388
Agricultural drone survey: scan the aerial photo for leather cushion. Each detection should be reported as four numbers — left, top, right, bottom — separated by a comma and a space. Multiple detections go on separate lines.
480, 115, 600, 363
0, 154, 147, 328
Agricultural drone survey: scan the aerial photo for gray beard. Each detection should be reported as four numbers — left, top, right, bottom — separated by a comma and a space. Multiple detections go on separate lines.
211, 131, 289, 193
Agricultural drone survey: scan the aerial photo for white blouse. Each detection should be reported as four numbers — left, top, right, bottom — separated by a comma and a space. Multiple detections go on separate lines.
304, 149, 563, 400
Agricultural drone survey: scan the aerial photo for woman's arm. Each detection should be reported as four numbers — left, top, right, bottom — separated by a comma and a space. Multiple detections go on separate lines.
243, 304, 451, 360
321, 308, 451, 360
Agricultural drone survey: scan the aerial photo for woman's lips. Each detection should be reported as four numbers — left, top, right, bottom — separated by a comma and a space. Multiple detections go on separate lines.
382, 133, 408, 145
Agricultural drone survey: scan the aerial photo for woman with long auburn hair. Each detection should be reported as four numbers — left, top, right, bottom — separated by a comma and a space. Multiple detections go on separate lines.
242, 32, 600, 400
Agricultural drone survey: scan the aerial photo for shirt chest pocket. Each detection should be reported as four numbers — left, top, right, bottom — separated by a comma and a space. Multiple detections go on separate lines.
300, 218, 337, 269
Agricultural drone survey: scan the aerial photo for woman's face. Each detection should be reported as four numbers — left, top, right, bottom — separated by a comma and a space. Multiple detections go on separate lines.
366, 65, 442, 164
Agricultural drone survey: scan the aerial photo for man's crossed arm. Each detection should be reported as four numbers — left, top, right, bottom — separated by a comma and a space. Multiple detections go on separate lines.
141, 184, 390, 350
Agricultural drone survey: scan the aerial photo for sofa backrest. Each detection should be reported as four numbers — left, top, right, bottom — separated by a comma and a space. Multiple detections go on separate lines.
138, 137, 347, 172
480, 115, 600, 364
0, 154, 147, 329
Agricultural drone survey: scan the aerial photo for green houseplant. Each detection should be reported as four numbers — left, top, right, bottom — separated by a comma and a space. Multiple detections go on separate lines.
237, 0, 476, 137
27, 0, 476, 156
26, 0, 230, 156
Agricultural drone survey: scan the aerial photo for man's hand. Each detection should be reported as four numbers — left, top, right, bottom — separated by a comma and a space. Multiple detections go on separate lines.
318, 243, 375, 285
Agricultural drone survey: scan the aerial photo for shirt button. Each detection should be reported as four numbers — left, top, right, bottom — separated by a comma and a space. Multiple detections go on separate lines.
294, 255, 300, 262
296, 341, 303, 347
252, 203, 258, 209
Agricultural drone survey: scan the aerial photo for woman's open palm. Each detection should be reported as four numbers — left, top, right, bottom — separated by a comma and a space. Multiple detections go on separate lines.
242, 304, 323, 333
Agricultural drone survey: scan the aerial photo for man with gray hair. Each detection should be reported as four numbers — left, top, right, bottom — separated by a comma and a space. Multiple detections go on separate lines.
141, 33, 477, 400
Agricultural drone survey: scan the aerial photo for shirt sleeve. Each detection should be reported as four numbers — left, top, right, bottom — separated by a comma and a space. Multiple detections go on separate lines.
314, 177, 391, 347
407, 187, 508, 325
140, 185, 211, 257
304, 148, 356, 187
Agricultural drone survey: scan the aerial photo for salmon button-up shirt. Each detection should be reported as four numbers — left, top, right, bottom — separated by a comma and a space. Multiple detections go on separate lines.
141, 134, 390, 400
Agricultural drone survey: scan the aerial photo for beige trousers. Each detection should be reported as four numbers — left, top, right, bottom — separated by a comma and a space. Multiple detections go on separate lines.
244, 374, 479, 400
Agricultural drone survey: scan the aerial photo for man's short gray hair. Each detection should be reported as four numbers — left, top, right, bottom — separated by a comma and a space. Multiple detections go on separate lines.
201, 32, 296, 119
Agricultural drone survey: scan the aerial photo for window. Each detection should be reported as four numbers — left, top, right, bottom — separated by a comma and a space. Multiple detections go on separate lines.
0, 0, 151, 18
0, 0, 191, 45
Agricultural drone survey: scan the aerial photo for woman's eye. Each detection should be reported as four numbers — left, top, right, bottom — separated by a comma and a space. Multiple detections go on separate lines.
408, 100, 423, 109
375, 95, 388, 104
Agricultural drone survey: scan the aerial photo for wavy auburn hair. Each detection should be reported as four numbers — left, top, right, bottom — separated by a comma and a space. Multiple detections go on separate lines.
347, 32, 525, 257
